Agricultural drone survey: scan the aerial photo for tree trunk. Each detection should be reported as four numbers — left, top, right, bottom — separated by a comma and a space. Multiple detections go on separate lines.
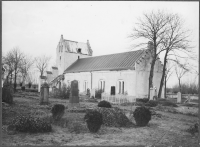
10, 73, 12, 84
164, 75, 167, 99
158, 52, 168, 99
14, 70, 17, 92
148, 38, 157, 99
178, 79, 181, 93
148, 58, 156, 99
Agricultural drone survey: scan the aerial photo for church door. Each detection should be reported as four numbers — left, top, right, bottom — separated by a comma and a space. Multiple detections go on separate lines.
111, 86, 115, 95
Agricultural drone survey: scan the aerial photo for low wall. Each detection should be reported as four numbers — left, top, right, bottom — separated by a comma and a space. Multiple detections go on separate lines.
101, 93, 136, 104
166, 94, 199, 99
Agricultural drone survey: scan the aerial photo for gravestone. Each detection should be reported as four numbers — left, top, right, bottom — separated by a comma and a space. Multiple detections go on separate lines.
90, 89, 95, 98
40, 82, 49, 104
69, 80, 79, 108
153, 87, 158, 100
149, 87, 154, 100
177, 92, 181, 103
87, 88, 90, 97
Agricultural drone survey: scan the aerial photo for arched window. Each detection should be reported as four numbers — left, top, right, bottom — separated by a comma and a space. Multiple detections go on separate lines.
118, 80, 124, 94
84, 81, 88, 92
99, 80, 105, 92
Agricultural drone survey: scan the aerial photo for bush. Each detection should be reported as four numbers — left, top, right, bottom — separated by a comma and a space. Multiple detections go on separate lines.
136, 98, 149, 103
187, 123, 199, 135
133, 106, 151, 127
8, 115, 52, 133
61, 84, 70, 99
98, 100, 112, 108
135, 102, 145, 107
51, 104, 65, 121
2, 82, 13, 104
145, 100, 158, 107
95, 107, 134, 127
51, 84, 70, 99
95, 89, 104, 99
84, 110, 103, 133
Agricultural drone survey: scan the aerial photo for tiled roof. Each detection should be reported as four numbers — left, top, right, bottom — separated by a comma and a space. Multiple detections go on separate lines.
64, 49, 148, 73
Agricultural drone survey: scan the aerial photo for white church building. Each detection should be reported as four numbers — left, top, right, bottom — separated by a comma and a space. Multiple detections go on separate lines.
46, 35, 164, 98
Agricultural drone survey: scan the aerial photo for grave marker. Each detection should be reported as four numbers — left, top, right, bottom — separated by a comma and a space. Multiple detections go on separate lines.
177, 92, 181, 103
40, 82, 49, 104
69, 80, 79, 108
149, 87, 154, 100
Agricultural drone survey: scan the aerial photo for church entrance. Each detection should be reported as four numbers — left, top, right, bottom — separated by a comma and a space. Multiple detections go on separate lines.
111, 86, 115, 95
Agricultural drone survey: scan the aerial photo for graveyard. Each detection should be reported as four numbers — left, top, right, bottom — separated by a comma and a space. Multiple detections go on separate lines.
2, 81, 199, 146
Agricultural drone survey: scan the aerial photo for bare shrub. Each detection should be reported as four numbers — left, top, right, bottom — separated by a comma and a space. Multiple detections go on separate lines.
51, 104, 65, 121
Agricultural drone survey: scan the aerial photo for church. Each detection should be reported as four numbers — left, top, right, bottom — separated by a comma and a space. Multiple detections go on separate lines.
45, 35, 164, 98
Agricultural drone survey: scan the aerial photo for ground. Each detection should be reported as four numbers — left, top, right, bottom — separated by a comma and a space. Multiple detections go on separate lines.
2, 92, 199, 146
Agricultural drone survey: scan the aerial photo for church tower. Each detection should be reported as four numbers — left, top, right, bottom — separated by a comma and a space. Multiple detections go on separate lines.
56, 34, 93, 75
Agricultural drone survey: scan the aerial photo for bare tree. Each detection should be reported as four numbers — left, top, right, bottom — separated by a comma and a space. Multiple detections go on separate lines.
130, 10, 173, 99
12, 48, 25, 91
35, 55, 51, 77
19, 55, 34, 87
3, 47, 24, 91
157, 13, 194, 98
2, 52, 15, 84
174, 61, 190, 93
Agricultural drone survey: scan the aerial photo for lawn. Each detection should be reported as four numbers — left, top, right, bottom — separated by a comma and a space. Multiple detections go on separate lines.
2, 92, 199, 146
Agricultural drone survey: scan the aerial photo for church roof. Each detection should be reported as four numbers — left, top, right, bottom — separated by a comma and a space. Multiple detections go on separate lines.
64, 49, 148, 73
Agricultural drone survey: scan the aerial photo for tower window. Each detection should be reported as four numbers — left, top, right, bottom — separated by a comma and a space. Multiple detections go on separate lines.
77, 48, 82, 53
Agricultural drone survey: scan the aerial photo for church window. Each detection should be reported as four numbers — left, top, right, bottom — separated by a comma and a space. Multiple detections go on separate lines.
84, 81, 88, 92
99, 80, 105, 92
118, 80, 124, 94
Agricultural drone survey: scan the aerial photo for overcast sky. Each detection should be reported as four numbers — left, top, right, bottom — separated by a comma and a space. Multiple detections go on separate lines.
2, 1, 199, 87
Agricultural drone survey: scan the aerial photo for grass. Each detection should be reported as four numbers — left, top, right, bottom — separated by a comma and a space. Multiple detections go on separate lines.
2, 91, 199, 146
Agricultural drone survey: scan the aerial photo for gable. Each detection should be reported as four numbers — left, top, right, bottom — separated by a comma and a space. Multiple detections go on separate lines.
57, 35, 92, 56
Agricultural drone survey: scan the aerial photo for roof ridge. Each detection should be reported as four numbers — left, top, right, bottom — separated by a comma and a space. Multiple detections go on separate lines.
77, 49, 148, 60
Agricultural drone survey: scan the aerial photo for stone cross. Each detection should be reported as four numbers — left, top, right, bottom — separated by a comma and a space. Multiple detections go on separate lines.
69, 80, 79, 108
177, 92, 181, 103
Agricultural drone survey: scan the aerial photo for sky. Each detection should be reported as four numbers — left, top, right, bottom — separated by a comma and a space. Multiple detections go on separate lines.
2, 1, 199, 87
